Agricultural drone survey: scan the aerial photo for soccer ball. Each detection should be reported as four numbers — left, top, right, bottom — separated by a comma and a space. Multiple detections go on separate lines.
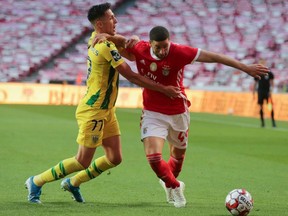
225, 189, 254, 216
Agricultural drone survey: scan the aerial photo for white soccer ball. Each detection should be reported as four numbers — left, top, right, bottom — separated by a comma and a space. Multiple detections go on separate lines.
225, 189, 254, 216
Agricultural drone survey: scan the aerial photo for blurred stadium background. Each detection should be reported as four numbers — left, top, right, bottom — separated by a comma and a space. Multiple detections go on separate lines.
1, 2, 288, 215
0, 0, 287, 120
1, 0, 288, 90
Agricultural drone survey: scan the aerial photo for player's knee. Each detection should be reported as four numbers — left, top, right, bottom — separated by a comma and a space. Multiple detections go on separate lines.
109, 155, 122, 166
75, 157, 91, 169
78, 160, 91, 169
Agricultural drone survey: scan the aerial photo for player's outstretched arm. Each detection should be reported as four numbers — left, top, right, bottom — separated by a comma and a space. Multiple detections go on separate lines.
92, 33, 137, 61
116, 61, 180, 98
92, 33, 127, 48
92, 33, 139, 49
196, 50, 269, 79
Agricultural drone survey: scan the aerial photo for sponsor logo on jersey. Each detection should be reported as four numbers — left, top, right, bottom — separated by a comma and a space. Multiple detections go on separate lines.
150, 62, 157, 72
90, 47, 99, 56
110, 50, 121, 62
162, 65, 170, 76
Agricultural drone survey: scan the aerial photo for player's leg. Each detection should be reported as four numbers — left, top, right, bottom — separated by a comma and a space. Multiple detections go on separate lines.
167, 110, 189, 178
34, 150, 90, 187
69, 136, 121, 187
269, 96, 276, 127
60, 145, 97, 202
167, 145, 187, 208
66, 108, 121, 193
165, 145, 186, 205
141, 110, 179, 189
145, 137, 181, 205
60, 109, 108, 202
144, 136, 179, 188
25, 139, 94, 203
168, 145, 186, 178
259, 105, 264, 127
165, 148, 186, 208
101, 107, 122, 166
141, 110, 185, 207
25, 145, 92, 203
258, 94, 265, 127
165, 111, 189, 207
271, 109, 276, 127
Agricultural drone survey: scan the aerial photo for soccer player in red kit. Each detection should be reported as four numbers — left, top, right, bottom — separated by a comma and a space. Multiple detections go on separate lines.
93, 25, 269, 208
125, 26, 269, 208
128, 30, 197, 207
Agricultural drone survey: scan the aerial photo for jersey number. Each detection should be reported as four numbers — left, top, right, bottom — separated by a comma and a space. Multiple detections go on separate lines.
177, 130, 188, 143
91, 120, 104, 131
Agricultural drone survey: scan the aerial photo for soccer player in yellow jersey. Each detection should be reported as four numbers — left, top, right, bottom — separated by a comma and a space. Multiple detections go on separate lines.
25, 2, 180, 204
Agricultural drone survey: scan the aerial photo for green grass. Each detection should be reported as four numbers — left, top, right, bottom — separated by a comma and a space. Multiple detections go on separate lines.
0, 105, 287, 216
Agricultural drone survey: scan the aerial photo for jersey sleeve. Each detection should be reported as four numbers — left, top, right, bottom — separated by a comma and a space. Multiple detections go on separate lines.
174, 44, 200, 64
100, 41, 124, 68
184, 46, 200, 64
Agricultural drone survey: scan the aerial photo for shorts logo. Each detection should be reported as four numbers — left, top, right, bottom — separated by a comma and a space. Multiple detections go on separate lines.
110, 50, 121, 62
92, 135, 99, 143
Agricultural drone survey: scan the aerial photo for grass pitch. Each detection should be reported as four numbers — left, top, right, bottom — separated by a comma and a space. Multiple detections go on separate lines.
0, 105, 287, 216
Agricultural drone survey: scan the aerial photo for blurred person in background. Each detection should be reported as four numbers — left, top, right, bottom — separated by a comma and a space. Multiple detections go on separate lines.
93, 25, 269, 208
24, 3, 180, 204
253, 59, 276, 128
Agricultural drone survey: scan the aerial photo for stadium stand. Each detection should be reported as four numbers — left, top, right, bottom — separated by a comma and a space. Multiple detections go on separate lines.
0, 0, 124, 82
1, 0, 287, 92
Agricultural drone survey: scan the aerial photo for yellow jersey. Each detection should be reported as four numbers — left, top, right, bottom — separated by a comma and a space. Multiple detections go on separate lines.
80, 31, 124, 110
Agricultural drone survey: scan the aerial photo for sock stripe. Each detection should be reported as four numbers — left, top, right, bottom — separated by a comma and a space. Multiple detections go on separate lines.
85, 162, 104, 180
170, 155, 184, 163
92, 162, 103, 174
59, 161, 66, 176
50, 161, 66, 180
146, 153, 162, 163
51, 168, 59, 180
85, 169, 95, 179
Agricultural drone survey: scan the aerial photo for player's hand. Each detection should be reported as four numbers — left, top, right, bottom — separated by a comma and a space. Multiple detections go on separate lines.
162, 86, 181, 98
92, 33, 109, 47
246, 64, 269, 80
126, 35, 140, 48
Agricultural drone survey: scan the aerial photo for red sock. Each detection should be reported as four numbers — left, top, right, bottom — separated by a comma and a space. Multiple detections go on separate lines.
146, 153, 179, 188
168, 155, 184, 178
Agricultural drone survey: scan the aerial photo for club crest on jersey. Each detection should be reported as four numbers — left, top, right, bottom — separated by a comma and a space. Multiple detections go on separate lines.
162, 65, 170, 76
92, 135, 99, 143
110, 50, 121, 62
150, 62, 157, 72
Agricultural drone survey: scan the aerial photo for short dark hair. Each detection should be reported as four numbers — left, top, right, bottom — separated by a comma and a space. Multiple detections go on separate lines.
87, 2, 111, 23
149, 26, 170, 41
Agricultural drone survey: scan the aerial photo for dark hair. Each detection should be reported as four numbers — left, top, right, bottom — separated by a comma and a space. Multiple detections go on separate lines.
87, 2, 111, 23
149, 26, 170, 41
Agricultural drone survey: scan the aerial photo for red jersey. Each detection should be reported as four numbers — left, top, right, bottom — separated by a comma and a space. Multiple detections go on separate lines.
128, 41, 200, 115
